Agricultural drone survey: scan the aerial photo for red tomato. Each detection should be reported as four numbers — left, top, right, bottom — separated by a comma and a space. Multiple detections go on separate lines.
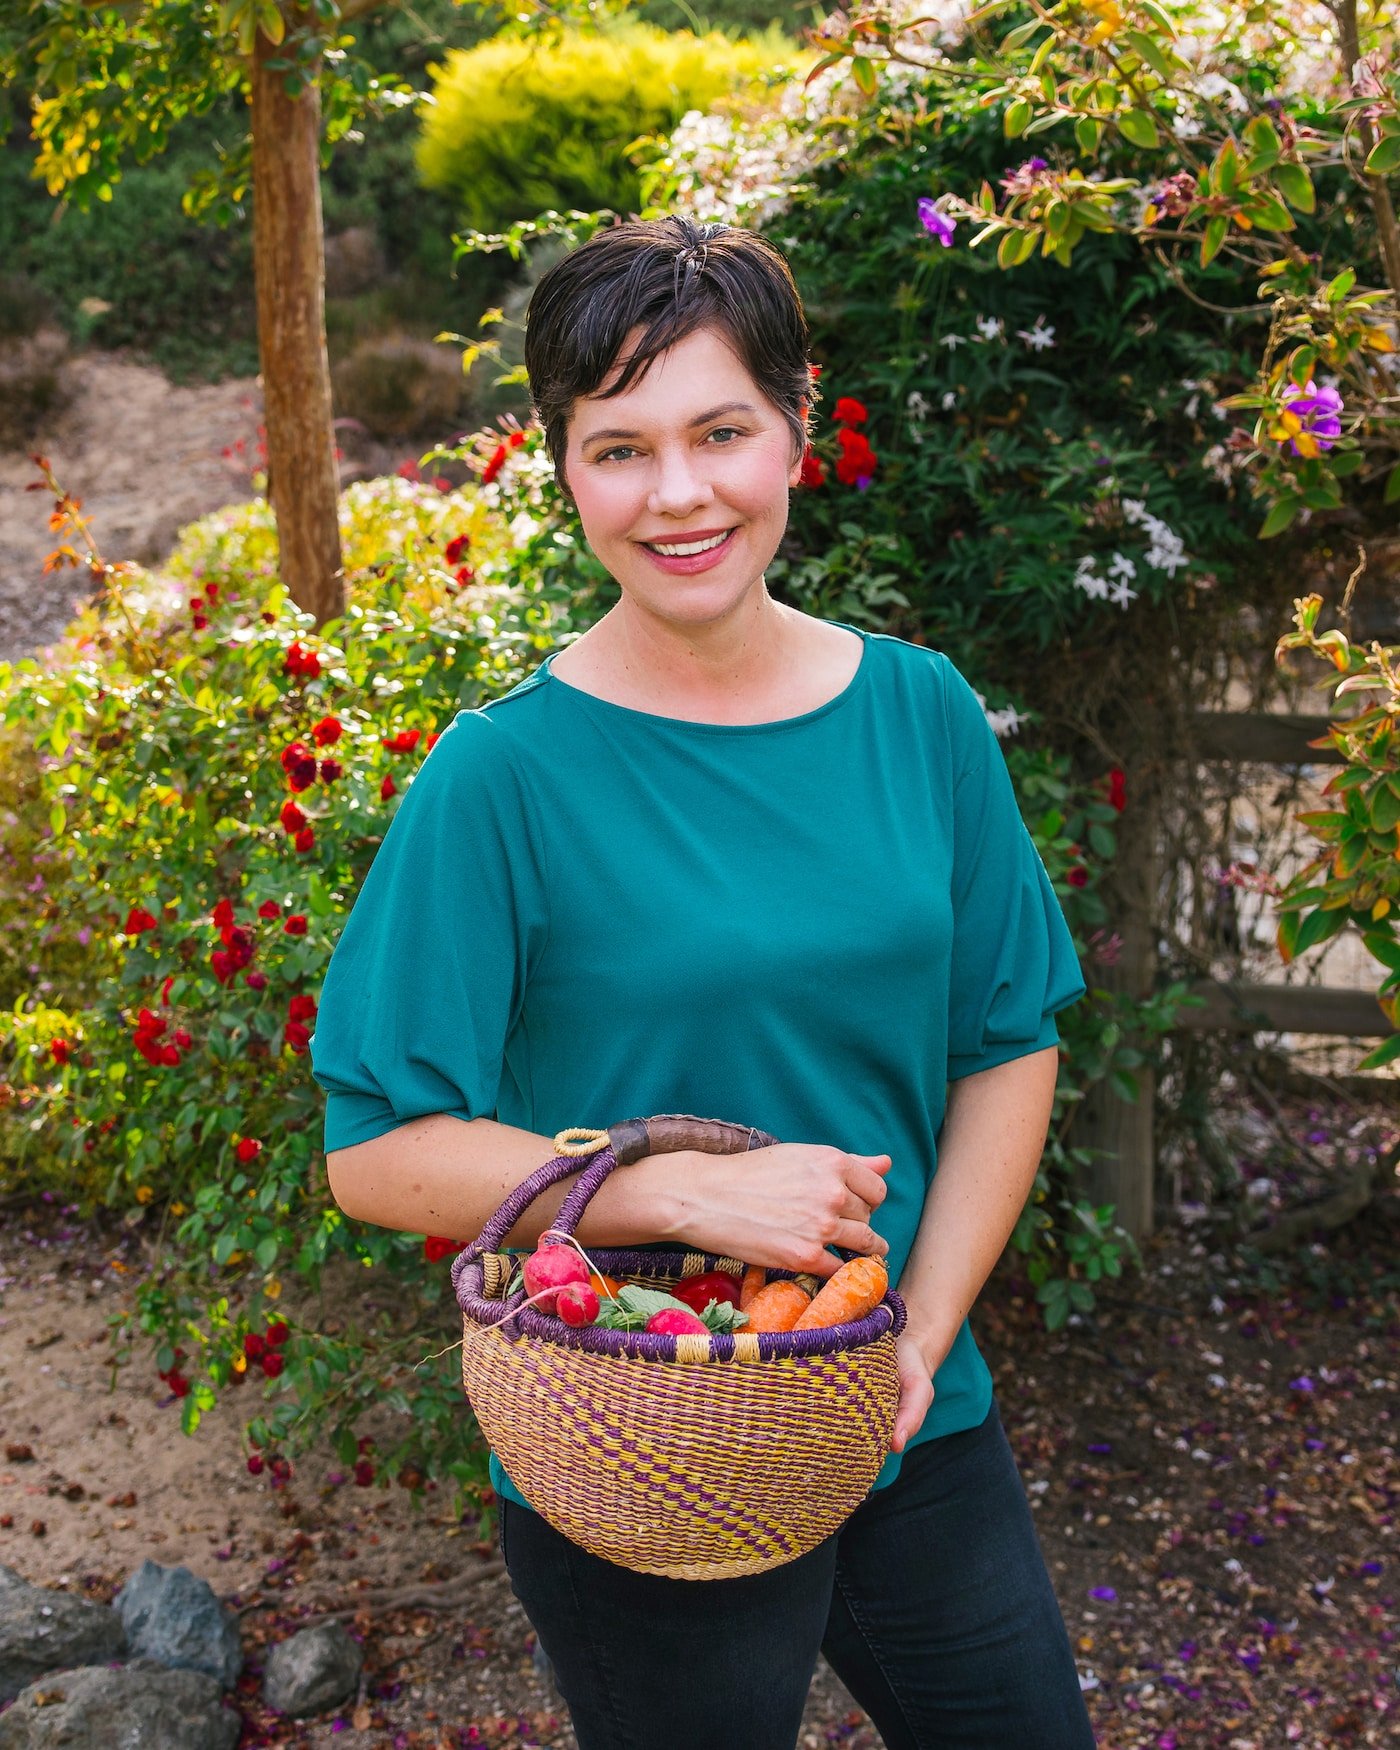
671, 1271, 742, 1314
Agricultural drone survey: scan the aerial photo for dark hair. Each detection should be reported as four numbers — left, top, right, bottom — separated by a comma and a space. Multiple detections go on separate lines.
523, 216, 813, 493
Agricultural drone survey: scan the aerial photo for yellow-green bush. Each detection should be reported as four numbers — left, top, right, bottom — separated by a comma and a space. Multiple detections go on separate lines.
416, 22, 783, 231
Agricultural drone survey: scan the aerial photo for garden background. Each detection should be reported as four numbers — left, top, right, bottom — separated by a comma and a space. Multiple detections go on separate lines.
0, 2, 1398, 1746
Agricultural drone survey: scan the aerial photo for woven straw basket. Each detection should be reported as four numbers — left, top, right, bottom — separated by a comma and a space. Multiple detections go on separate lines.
451, 1114, 905, 1581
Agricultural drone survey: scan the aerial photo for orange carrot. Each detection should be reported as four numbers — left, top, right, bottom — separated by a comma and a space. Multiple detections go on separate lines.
739, 1264, 767, 1310
588, 1271, 623, 1300
793, 1255, 888, 1331
743, 1280, 811, 1332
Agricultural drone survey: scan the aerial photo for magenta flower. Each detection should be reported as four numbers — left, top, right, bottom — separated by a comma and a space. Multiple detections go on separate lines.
1278, 383, 1343, 456
917, 197, 956, 247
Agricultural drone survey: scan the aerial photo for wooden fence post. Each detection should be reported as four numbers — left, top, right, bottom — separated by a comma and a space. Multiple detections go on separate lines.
1074, 786, 1158, 1240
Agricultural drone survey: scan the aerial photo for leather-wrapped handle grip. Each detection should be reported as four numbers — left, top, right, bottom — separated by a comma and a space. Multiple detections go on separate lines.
607, 1113, 778, 1165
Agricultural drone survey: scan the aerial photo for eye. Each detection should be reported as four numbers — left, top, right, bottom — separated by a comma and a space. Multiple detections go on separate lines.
595, 445, 638, 464
706, 426, 744, 445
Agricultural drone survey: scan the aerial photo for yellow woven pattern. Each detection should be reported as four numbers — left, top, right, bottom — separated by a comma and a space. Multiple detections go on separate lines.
461, 1311, 899, 1579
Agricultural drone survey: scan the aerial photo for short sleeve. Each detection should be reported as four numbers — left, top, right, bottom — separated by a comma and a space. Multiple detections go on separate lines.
310, 711, 548, 1152
941, 663, 1086, 1081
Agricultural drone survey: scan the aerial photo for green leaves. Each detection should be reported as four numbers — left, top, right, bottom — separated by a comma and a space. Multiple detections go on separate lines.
1117, 109, 1160, 151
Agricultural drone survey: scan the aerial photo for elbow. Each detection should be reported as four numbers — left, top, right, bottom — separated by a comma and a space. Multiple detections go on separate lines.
326, 1144, 377, 1225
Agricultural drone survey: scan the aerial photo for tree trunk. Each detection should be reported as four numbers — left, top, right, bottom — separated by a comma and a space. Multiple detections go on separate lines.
250, 12, 344, 626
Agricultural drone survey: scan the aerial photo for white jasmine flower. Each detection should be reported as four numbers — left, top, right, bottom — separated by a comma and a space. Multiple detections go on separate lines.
1108, 576, 1139, 609
1016, 316, 1056, 351
941, 391, 958, 411
1108, 553, 1137, 581
939, 332, 968, 350
975, 315, 1005, 342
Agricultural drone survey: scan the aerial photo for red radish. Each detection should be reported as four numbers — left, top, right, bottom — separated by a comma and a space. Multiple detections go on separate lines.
671, 1271, 742, 1314
645, 1307, 710, 1336
522, 1242, 589, 1312
556, 1281, 599, 1327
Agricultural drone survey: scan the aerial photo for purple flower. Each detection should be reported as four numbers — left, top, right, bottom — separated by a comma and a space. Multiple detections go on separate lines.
1278, 383, 1344, 456
1289, 1375, 1314, 1392
917, 197, 956, 247
1089, 1586, 1117, 1601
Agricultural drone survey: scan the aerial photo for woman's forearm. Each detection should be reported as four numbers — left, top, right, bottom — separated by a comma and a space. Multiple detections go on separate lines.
900, 1046, 1060, 1372
325, 1114, 683, 1249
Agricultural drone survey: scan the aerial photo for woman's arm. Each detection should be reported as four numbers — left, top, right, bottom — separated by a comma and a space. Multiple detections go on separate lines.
891, 1044, 1060, 1450
326, 1115, 890, 1268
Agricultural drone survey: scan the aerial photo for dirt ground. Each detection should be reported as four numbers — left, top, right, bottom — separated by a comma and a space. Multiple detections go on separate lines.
1, 1083, 1397, 1749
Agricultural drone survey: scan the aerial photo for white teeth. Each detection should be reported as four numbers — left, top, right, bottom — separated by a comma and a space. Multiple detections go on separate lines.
648, 531, 731, 557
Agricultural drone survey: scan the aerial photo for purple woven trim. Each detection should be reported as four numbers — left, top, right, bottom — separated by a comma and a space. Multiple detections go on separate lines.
504, 1291, 904, 1357
456, 1145, 620, 1267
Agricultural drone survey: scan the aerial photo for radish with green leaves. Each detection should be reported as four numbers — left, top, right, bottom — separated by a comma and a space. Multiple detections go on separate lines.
522, 1240, 589, 1313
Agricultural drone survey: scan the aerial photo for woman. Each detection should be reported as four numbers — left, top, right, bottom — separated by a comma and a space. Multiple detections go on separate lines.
312, 216, 1095, 1750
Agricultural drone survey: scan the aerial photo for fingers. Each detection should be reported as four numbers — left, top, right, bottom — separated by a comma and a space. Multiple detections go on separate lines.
831, 1218, 888, 1258
844, 1161, 891, 1212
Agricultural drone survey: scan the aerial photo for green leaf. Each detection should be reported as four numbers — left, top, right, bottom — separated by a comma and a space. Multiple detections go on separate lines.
1075, 115, 1102, 156
1294, 905, 1349, 955
1359, 1030, 1400, 1071
1118, 109, 1160, 150
254, 1235, 279, 1271
1362, 929, 1400, 971
1385, 463, 1400, 505
1245, 193, 1294, 232
1123, 30, 1172, 80
851, 56, 877, 98
1273, 161, 1315, 212
1373, 783, 1400, 833
1364, 135, 1400, 176
1326, 267, 1357, 302
1258, 496, 1300, 538
49, 801, 66, 837
1200, 214, 1228, 267
307, 873, 333, 916
1004, 98, 1033, 139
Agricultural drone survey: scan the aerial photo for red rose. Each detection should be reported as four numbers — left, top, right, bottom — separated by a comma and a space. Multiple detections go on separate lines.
1107, 767, 1127, 813
311, 715, 342, 746
832, 396, 868, 426
283, 1021, 311, 1054
245, 970, 268, 991
834, 427, 878, 486
160, 974, 175, 1006
50, 1039, 70, 1065
123, 906, 159, 936
172, 1029, 192, 1049
166, 1372, 191, 1398
283, 641, 322, 681
381, 729, 421, 753
283, 915, 307, 936
287, 995, 317, 1023
258, 901, 281, 920
260, 1351, 285, 1379
212, 896, 235, 930
210, 949, 235, 985
246, 1454, 264, 1474
244, 1332, 266, 1359
423, 1235, 459, 1263
223, 926, 254, 969
318, 758, 342, 783
426, 733, 440, 751
799, 450, 826, 488
481, 443, 508, 486
1068, 866, 1089, 888
281, 742, 318, 792
191, 613, 208, 631
444, 534, 471, 565
508, 430, 526, 450
353, 1459, 375, 1486
380, 774, 397, 802
236, 1137, 263, 1164
204, 582, 219, 601
453, 566, 475, 590
266, 1321, 289, 1347
279, 799, 307, 835
160, 1043, 181, 1066
294, 826, 315, 853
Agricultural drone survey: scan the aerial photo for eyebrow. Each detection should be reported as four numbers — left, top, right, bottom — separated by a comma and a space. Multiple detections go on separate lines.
579, 401, 760, 447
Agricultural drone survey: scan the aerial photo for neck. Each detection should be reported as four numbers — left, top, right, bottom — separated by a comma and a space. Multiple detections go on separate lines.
600, 590, 800, 713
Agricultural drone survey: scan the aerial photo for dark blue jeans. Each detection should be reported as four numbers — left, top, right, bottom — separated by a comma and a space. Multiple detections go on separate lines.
500, 1398, 1096, 1750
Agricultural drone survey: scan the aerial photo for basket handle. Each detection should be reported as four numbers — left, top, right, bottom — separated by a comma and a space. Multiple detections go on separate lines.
458, 1113, 777, 1264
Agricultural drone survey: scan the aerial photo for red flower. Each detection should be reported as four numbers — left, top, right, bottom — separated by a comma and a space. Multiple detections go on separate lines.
834, 427, 879, 487
353, 1459, 375, 1486
381, 729, 421, 753
1106, 767, 1127, 813
258, 901, 281, 920
236, 1137, 263, 1164
123, 906, 159, 936
452, 566, 475, 590
283, 641, 322, 681
212, 898, 236, 931
166, 1372, 191, 1399
266, 1321, 289, 1347
808, 363, 823, 380
210, 949, 235, 986
312, 715, 342, 746
833, 396, 868, 426
260, 1351, 285, 1379
191, 612, 208, 632
172, 1029, 192, 1049
444, 535, 471, 565
1068, 866, 1089, 888
246, 1454, 264, 1474
50, 1039, 70, 1065
508, 431, 526, 450
204, 582, 219, 601
426, 733, 440, 751
380, 774, 397, 802
481, 443, 508, 486
221, 926, 254, 970
160, 974, 175, 1006
397, 458, 420, 481
160, 1043, 181, 1066
243, 1332, 266, 1359
423, 1235, 459, 1263
279, 799, 307, 836
319, 758, 343, 783
799, 450, 826, 488
288, 994, 317, 1024
294, 826, 315, 853
284, 915, 307, 936
283, 1021, 311, 1054
280, 741, 318, 792
245, 970, 268, 991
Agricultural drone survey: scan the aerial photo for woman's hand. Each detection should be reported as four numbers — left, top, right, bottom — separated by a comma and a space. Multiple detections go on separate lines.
647, 1143, 891, 1279
891, 1331, 937, 1453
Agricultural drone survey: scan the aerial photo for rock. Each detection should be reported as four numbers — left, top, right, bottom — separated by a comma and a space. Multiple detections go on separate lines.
261, 1620, 363, 1718
0, 1659, 240, 1749
0, 1566, 126, 1703
112, 1562, 242, 1688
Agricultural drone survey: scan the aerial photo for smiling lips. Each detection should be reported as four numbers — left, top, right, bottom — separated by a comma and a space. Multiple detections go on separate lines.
638, 526, 738, 573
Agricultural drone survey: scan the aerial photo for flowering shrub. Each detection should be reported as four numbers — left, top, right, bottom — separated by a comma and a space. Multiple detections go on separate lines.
0, 458, 597, 1498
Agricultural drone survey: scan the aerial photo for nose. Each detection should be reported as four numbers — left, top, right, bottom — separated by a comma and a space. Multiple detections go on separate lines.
646, 442, 714, 521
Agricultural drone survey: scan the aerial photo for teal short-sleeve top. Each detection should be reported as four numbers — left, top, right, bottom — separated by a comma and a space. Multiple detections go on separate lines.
310, 626, 1086, 1511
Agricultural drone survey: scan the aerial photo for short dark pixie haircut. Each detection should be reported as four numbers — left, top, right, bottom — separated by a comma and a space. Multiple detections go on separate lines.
523, 216, 814, 494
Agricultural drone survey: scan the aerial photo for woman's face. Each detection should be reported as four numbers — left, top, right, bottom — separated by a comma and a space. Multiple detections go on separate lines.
563, 324, 803, 637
